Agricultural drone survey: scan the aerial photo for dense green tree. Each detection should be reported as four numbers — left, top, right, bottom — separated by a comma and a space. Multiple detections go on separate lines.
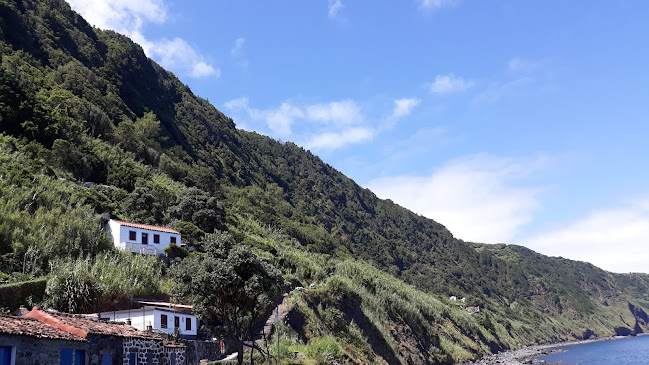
172, 232, 286, 364
122, 186, 163, 224
169, 187, 224, 233
172, 221, 205, 250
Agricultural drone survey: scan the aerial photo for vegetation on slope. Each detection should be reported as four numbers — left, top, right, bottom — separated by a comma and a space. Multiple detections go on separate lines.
0, 0, 648, 363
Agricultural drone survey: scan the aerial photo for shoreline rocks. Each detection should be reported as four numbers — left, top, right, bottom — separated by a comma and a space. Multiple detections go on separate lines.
460, 335, 645, 365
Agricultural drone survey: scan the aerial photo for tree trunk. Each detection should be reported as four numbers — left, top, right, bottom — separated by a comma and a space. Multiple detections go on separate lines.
249, 323, 255, 365
237, 341, 244, 365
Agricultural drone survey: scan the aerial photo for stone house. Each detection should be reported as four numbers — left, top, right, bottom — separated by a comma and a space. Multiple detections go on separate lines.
11, 307, 186, 365
0, 314, 88, 365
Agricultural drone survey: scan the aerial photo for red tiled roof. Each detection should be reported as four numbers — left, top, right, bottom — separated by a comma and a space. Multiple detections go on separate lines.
24, 308, 164, 341
0, 315, 85, 342
112, 220, 180, 234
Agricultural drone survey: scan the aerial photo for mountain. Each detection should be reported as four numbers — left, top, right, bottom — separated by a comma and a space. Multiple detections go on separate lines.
0, 0, 648, 363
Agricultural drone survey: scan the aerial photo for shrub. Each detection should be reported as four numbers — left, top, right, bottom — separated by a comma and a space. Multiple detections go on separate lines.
0, 278, 47, 310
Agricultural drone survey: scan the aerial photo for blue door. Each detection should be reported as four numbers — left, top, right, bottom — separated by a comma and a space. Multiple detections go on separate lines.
74, 350, 85, 365
102, 354, 112, 365
0, 347, 12, 365
60, 349, 73, 365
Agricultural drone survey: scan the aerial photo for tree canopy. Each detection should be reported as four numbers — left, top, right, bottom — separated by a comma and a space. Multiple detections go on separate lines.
172, 232, 286, 364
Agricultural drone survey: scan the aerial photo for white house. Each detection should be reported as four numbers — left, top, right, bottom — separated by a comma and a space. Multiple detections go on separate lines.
99, 300, 198, 338
106, 219, 181, 256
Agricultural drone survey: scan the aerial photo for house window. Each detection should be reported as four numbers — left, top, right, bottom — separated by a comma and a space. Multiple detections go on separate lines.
75, 351, 85, 365
0, 346, 13, 365
60, 349, 85, 365
170, 236, 177, 244
186, 317, 192, 331
154, 234, 160, 243
174, 316, 180, 329
161, 314, 168, 328
142, 233, 148, 244
129, 231, 136, 241
101, 354, 111, 365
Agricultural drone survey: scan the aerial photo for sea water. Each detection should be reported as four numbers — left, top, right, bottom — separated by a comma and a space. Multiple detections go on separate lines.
536, 335, 649, 365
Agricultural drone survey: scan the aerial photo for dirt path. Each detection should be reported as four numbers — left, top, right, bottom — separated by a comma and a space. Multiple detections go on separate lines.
259, 293, 290, 340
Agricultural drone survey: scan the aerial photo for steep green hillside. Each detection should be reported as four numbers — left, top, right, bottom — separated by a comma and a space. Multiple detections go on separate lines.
0, 0, 648, 363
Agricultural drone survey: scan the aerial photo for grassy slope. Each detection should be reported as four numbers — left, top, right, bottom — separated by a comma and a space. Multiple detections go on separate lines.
0, 0, 648, 363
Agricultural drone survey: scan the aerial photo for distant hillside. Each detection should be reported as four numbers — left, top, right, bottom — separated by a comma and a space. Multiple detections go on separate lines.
1, 0, 648, 363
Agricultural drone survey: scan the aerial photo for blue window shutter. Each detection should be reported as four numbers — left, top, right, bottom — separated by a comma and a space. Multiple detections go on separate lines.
102, 354, 112, 365
74, 350, 85, 365
0, 347, 12, 365
60, 349, 73, 365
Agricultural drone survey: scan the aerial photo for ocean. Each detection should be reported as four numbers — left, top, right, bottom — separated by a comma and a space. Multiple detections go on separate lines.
536, 335, 649, 365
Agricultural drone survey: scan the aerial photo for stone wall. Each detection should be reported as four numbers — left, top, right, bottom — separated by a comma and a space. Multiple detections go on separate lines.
121, 337, 186, 365
86, 334, 123, 365
0, 333, 186, 365
0, 334, 87, 365
184, 340, 223, 364
161, 346, 185, 365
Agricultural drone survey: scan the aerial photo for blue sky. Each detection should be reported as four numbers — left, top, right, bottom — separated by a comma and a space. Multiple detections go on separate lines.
66, 0, 649, 273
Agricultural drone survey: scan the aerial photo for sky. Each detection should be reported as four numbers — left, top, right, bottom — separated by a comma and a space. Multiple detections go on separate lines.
66, 0, 649, 273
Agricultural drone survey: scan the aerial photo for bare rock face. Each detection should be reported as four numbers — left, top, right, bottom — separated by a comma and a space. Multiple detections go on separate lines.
581, 328, 595, 340
628, 302, 649, 324
613, 326, 633, 336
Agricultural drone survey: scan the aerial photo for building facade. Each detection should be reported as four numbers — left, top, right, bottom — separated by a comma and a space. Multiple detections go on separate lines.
106, 220, 182, 256
16, 308, 186, 365
99, 302, 197, 338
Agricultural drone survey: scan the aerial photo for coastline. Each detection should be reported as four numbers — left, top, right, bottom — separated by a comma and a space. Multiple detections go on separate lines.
461, 334, 649, 365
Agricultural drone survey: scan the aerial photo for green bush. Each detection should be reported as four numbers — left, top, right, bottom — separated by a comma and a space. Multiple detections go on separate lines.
0, 278, 47, 310
306, 337, 342, 364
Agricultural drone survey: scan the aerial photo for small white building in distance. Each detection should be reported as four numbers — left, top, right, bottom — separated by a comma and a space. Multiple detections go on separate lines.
99, 300, 198, 338
106, 219, 181, 256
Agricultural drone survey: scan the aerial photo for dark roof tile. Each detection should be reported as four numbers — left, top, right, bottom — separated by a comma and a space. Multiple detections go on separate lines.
0, 315, 85, 342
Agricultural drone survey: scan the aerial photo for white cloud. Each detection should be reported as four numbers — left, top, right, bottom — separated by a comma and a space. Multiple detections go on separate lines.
366, 154, 546, 243
304, 127, 374, 150
262, 102, 304, 138
66, 0, 167, 32
231, 37, 245, 55
137, 37, 218, 78
223, 97, 249, 111
391, 98, 420, 119
67, 0, 218, 78
473, 77, 532, 104
507, 57, 543, 73
430, 73, 474, 94
520, 199, 649, 273
418, 0, 456, 11
223, 97, 376, 150
306, 100, 363, 125
328, 0, 344, 19
191, 62, 218, 78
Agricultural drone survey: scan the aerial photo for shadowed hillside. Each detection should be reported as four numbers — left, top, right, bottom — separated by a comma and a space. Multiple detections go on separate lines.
0, 0, 648, 363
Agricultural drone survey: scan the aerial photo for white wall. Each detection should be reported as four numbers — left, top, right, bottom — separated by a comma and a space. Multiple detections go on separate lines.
100, 307, 197, 336
106, 220, 181, 253
153, 309, 197, 336
101, 308, 155, 332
